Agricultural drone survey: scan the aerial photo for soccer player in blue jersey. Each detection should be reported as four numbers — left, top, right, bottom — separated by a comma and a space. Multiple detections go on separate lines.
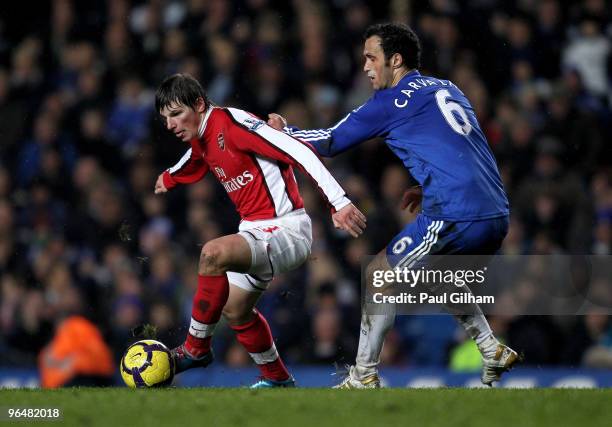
268, 23, 519, 387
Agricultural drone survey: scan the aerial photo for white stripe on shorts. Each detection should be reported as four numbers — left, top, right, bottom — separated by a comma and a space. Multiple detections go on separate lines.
394, 220, 444, 270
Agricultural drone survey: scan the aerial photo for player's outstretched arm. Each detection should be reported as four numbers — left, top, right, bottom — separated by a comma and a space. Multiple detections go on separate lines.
267, 97, 386, 158
332, 203, 367, 238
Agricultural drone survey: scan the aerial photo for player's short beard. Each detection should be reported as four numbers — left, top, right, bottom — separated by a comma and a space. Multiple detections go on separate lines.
379, 59, 393, 89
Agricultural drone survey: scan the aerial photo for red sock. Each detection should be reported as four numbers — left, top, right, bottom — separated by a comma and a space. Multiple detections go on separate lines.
231, 310, 290, 381
185, 274, 229, 357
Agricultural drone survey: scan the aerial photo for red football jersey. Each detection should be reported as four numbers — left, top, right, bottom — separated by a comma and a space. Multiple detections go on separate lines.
162, 107, 350, 221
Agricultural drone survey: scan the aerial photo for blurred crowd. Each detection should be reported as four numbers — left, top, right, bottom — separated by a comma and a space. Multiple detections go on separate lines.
1, 0, 612, 380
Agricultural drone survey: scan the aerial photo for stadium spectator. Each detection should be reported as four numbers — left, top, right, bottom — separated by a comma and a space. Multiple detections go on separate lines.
562, 16, 610, 100
39, 315, 114, 388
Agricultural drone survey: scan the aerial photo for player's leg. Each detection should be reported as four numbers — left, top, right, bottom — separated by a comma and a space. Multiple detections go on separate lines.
174, 233, 252, 372
192, 214, 308, 387
336, 250, 394, 389
336, 213, 435, 389
443, 285, 520, 385
441, 217, 520, 385
338, 214, 504, 388
335, 204, 426, 389
222, 279, 293, 386
391, 215, 519, 385
393, 215, 518, 385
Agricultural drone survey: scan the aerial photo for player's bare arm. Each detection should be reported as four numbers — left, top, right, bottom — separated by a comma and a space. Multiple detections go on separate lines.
332, 203, 367, 238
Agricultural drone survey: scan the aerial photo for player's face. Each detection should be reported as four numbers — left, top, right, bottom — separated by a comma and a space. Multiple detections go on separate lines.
363, 36, 394, 90
160, 98, 205, 142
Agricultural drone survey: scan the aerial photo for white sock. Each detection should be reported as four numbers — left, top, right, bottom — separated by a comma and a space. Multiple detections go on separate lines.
477, 333, 500, 359
354, 307, 396, 379
454, 313, 498, 358
440, 283, 499, 359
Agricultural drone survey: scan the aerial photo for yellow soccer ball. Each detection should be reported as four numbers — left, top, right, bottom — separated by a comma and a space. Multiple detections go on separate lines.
120, 340, 175, 388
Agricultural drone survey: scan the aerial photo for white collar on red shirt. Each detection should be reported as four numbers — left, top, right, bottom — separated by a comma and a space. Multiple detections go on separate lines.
197, 106, 214, 138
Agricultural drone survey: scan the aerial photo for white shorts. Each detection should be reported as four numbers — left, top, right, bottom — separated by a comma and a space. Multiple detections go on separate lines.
227, 209, 312, 292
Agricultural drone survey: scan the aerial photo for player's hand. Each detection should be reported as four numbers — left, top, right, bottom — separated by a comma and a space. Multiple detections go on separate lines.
267, 113, 287, 131
332, 203, 367, 238
400, 185, 422, 213
154, 174, 168, 194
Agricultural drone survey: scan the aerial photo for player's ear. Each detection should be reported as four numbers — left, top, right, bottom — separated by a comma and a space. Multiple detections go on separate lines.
195, 97, 206, 113
392, 53, 404, 69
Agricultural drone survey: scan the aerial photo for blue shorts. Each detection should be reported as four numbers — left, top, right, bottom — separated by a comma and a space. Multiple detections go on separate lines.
385, 214, 509, 269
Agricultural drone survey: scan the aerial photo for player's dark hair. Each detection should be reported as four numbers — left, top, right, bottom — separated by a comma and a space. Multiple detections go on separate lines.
155, 73, 210, 113
364, 23, 421, 69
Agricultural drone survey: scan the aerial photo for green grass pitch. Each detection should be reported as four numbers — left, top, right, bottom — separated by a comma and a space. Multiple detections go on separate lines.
1, 388, 610, 427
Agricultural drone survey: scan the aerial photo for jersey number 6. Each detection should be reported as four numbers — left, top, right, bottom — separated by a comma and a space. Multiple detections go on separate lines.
435, 89, 473, 136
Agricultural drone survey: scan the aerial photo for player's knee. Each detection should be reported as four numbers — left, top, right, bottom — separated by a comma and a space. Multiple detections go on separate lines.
366, 254, 393, 292
222, 304, 254, 326
365, 261, 378, 281
199, 241, 229, 274
365, 255, 387, 281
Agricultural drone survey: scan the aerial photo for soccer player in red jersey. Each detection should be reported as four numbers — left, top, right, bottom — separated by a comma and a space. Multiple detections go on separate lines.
153, 73, 366, 387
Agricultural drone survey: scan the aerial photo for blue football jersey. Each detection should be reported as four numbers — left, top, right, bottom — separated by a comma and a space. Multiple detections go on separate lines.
287, 70, 509, 221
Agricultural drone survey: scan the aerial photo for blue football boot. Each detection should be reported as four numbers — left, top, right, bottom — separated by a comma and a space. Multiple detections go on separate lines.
250, 376, 296, 388
171, 344, 214, 374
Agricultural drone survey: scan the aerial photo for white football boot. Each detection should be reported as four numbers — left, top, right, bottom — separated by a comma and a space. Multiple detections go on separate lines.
334, 365, 381, 389
481, 343, 521, 386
